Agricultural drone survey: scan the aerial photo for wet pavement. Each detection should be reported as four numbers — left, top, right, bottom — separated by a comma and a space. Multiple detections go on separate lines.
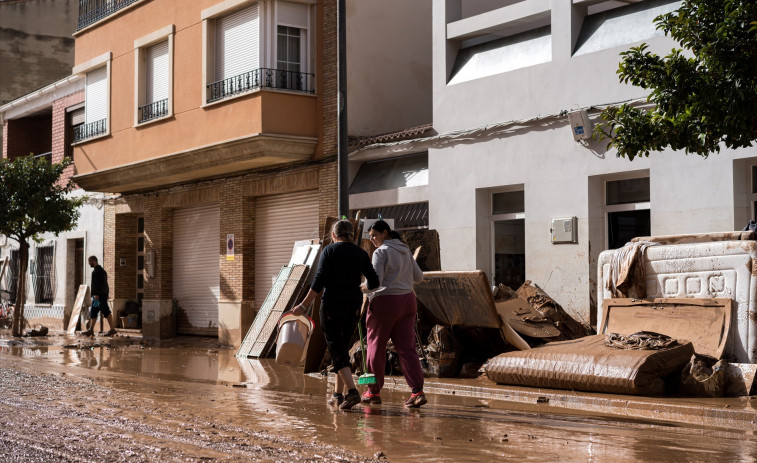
1, 330, 757, 462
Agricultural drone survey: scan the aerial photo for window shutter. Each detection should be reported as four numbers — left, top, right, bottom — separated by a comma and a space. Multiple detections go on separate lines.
145, 40, 169, 104
85, 66, 108, 125
278, 1, 308, 29
69, 107, 85, 126
215, 4, 259, 82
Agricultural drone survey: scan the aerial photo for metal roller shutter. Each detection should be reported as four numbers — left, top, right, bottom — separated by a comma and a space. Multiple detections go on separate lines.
254, 190, 318, 308
215, 3, 259, 82
173, 203, 220, 336
277, 1, 308, 29
85, 66, 108, 125
145, 39, 169, 104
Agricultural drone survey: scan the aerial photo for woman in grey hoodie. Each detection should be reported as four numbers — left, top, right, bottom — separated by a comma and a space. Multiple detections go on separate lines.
362, 220, 426, 408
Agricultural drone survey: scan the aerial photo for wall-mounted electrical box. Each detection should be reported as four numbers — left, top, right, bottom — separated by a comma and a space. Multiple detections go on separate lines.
551, 217, 578, 244
568, 110, 592, 141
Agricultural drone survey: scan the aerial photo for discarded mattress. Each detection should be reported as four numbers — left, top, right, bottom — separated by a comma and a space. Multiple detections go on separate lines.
598, 239, 757, 363
485, 334, 694, 395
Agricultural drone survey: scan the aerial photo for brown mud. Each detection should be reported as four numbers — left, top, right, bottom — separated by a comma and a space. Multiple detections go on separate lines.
1, 331, 756, 462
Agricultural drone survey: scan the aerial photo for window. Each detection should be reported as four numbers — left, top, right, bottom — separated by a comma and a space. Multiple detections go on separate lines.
135, 26, 174, 125
65, 105, 84, 159
492, 190, 525, 290
5, 249, 20, 302
202, 0, 313, 104
72, 52, 111, 142
606, 177, 650, 249
33, 244, 54, 304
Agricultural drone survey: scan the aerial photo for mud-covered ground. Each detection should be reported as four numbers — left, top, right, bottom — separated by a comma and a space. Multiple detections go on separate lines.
1, 331, 757, 462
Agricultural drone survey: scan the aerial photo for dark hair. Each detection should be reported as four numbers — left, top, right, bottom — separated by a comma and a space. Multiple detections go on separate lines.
331, 219, 354, 241
368, 220, 401, 240
88, 256, 98, 263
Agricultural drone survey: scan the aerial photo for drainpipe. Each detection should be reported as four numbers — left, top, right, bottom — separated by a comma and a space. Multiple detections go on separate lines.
337, 0, 349, 218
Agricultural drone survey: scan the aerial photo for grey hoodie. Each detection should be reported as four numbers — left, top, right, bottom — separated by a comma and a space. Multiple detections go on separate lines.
370, 239, 424, 297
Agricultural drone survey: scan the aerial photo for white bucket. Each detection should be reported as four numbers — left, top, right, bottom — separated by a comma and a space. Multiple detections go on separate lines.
275, 314, 314, 367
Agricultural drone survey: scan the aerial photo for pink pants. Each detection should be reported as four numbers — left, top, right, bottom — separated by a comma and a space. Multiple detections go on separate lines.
365, 292, 424, 394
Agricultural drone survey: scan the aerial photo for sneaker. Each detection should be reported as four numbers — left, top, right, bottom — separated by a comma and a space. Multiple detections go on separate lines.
361, 390, 382, 404
404, 391, 427, 408
339, 391, 361, 410
80, 329, 94, 337
105, 329, 117, 337
327, 394, 344, 406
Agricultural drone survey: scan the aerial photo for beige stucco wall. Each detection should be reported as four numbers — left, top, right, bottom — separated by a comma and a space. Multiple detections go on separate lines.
73, 0, 320, 175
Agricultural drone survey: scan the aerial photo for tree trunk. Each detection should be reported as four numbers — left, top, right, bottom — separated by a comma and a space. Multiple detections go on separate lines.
11, 240, 29, 337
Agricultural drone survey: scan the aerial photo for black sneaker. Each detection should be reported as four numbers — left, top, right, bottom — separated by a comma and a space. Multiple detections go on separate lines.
327, 394, 344, 406
80, 329, 94, 337
105, 329, 117, 337
339, 391, 361, 410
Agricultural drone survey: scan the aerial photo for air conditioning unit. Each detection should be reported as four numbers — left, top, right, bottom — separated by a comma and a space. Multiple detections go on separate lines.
568, 110, 592, 141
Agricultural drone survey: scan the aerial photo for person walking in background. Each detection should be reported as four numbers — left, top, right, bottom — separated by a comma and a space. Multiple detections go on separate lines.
362, 220, 426, 408
82, 256, 117, 337
292, 219, 379, 410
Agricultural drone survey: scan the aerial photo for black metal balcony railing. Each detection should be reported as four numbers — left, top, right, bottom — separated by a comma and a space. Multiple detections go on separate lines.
73, 119, 107, 143
77, 0, 141, 30
206, 68, 315, 104
138, 98, 169, 123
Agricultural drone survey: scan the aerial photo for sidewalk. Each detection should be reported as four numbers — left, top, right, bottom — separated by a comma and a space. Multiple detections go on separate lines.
323, 373, 757, 432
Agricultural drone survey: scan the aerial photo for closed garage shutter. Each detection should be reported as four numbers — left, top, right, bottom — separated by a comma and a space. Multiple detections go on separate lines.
255, 190, 318, 308
173, 203, 220, 336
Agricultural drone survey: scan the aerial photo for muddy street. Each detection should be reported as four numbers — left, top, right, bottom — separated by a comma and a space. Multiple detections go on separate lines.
1, 334, 756, 462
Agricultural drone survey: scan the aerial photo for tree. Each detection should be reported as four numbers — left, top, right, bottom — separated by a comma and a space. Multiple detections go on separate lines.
0, 156, 82, 336
593, 0, 757, 160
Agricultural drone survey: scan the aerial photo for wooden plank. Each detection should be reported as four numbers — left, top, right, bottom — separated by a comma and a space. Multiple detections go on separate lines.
66, 285, 90, 334
237, 266, 293, 357
414, 270, 501, 328
601, 298, 732, 359
495, 297, 561, 338
258, 264, 308, 357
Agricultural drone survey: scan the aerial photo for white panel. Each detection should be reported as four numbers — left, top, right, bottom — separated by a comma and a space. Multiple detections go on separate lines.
85, 66, 108, 125
215, 3, 259, 82
255, 190, 318, 307
173, 203, 220, 336
145, 40, 169, 104
278, 1, 308, 28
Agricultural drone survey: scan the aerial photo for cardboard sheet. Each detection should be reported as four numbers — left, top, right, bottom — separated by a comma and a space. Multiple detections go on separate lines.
414, 271, 501, 328
601, 298, 731, 359
495, 298, 561, 339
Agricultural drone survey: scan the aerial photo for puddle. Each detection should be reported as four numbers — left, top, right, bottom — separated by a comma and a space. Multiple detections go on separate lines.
2, 333, 757, 462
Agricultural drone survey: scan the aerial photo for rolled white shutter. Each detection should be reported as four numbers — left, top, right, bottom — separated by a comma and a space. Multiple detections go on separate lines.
278, 1, 308, 28
145, 40, 169, 104
85, 66, 108, 125
173, 203, 220, 336
254, 190, 319, 308
215, 4, 259, 82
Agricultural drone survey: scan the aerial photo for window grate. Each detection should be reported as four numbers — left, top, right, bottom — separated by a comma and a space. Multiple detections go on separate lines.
354, 202, 429, 230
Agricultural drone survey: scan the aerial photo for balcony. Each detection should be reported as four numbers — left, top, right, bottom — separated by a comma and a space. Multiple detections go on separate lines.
73, 119, 107, 143
138, 99, 169, 124
77, 0, 141, 31
207, 68, 315, 104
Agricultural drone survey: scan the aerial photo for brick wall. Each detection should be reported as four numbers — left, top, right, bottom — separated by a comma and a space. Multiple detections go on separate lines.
113, 214, 138, 300
318, 0, 338, 161
52, 90, 84, 187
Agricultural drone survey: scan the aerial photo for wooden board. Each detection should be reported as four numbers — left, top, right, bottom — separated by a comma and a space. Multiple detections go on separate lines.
66, 285, 90, 334
495, 297, 561, 338
413, 271, 501, 328
601, 298, 732, 359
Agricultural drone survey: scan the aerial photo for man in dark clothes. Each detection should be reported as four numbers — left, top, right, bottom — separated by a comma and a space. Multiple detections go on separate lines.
82, 256, 117, 337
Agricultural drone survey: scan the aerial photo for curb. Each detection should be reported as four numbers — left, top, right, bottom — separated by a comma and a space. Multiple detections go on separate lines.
321, 373, 757, 431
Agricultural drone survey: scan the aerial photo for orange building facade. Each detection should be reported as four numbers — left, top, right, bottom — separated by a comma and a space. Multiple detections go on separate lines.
72, 0, 337, 345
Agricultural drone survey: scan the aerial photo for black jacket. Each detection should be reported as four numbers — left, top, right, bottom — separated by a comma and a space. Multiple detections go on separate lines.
91, 265, 109, 298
